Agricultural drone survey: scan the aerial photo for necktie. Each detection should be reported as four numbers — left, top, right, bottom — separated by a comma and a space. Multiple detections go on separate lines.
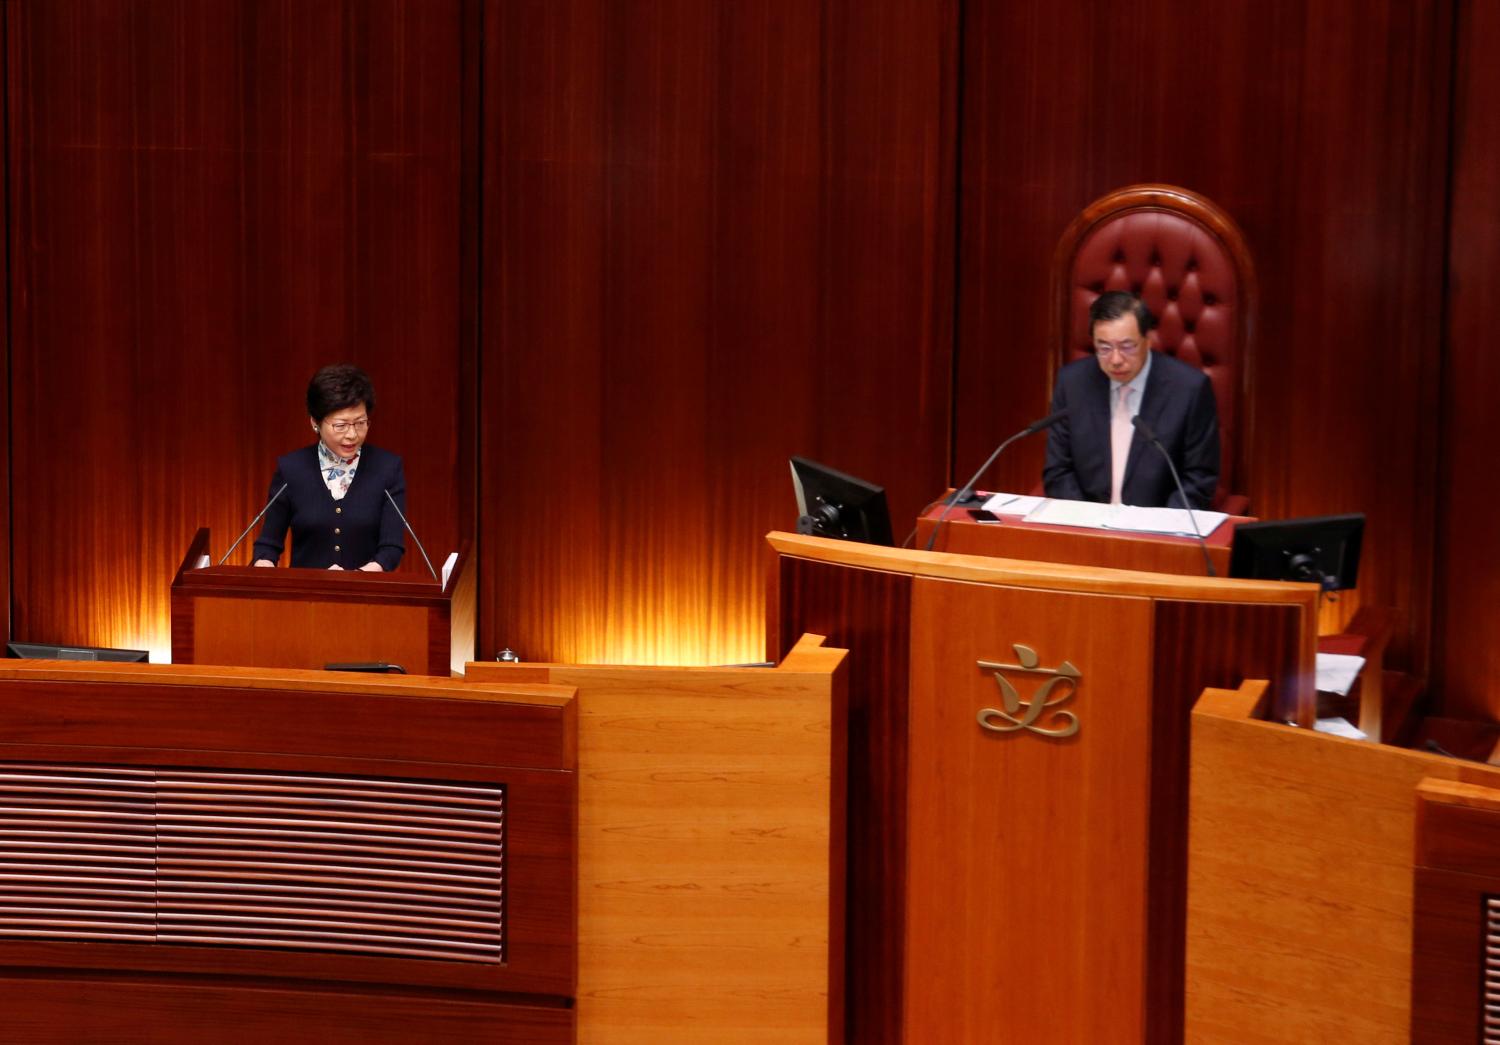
1111, 385, 1134, 505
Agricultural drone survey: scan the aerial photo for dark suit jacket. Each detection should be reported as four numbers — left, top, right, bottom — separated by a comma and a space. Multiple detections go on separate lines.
1042, 352, 1219, 509
251, 444, 407, 570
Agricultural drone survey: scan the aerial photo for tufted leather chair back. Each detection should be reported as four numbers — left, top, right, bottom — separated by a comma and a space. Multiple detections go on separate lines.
1052, 185, 1256, 509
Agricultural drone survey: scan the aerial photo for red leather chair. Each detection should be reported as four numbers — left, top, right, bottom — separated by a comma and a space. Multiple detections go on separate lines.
1050, 184, 1256, 514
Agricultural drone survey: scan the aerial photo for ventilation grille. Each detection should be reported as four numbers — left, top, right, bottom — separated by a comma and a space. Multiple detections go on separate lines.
0, 764, 156, 942
0, 763, 505, 964
157, 770, 505, 962
1488, 896, 1499, 1045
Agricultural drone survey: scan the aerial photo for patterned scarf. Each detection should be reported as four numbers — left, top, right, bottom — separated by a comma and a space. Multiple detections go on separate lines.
317, 440, 361, 501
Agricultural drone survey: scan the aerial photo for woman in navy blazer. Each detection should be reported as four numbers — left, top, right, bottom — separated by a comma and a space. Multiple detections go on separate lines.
251, 364, 406, 571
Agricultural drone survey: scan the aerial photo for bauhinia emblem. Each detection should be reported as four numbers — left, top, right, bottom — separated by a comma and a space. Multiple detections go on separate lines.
975, 644, 1082, 738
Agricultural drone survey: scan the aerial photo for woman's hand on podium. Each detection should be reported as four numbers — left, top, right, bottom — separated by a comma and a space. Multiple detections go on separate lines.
358, 562, 384, 572
253, 559, 274, 567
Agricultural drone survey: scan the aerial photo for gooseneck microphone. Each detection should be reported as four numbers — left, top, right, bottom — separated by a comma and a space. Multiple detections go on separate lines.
219, 483, 289, 565
923, 409, 1069, 553
384, 489, 439, 581
1130, 415, 1216, 577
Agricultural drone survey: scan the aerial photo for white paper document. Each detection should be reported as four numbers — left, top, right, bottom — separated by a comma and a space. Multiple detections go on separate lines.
982, 492, 1047, 515
1019, 499, 1228, 536
1315, 652, 1365, 696
1022, 499, 1117, 529
1314, 716, 1368, 740
441, 551, 459, 590
1102, 506, 1229, 537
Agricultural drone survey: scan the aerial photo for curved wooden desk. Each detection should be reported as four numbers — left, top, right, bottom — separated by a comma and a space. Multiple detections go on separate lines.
767, 531, 1319, 1043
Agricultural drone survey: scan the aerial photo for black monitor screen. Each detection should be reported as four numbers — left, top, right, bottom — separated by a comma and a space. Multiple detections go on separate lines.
7, 642, 150, 663
789, 456, 894, 547
1228, 513, 1365, 591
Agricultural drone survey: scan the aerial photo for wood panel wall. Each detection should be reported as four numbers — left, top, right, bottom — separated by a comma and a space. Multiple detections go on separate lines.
476, 0, 956, 664
4, 1, 464, 656
2, 0, 1497, 713
1438, 0, 1500, 719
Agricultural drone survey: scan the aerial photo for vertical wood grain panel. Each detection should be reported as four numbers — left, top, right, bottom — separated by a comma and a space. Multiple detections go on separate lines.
6, 1, 464, 656
0, 0, 10, 649
479, 0, 956, 665
906, 579, 1153, 1042
775, 555, 911, 1043
955, 0, 1453, 671
1436, 0, 1500, 719
464, 656, 845, 1042
1187, 687, 1500, 1043
1151, 598, 1310, 1041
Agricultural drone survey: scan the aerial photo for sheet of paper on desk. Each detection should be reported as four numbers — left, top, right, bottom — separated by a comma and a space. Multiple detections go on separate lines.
1022, 499, 1115, 529
1314, 716, 1368, 740
1315, 652, 1365, 696
982, 492, 1046, 515
1102, 506, 1229, 537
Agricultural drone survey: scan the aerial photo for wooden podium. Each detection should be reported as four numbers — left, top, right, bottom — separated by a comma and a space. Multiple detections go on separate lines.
170, 528, 476, 675
768, 531, 1320, 1043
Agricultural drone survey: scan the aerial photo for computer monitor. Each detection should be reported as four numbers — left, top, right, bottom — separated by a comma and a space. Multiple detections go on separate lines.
6, 642, 150, 662
1228, 513, 1365, 591
789, 456, 894, 546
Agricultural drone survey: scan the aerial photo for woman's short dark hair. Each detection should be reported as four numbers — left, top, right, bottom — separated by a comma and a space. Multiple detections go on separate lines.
307, 364, 376, 421
1088, 291, 1157, 338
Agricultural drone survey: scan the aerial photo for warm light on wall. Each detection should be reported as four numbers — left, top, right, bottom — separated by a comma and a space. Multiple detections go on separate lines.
108, 631, 172, 665
571, 615, 765, 668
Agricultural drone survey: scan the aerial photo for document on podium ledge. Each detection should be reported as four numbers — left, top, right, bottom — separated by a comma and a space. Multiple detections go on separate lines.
1021, 500, 1229, 537
441, 551, 458, 590
982, 492, 1047, 515
1022, 499, 1116, 529
1102, 506, 1229, 537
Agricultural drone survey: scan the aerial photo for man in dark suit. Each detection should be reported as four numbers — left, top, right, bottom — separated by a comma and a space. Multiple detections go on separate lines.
1042, 291, 1219, 508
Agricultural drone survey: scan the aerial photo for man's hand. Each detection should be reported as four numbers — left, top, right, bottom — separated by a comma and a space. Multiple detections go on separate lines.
253, 559, 274, 567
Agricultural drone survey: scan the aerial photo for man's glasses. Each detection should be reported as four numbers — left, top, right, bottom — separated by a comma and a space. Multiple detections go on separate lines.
1094, 341, 1141, 358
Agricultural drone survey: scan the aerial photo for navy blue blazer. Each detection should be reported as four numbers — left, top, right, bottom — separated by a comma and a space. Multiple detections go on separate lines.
1042, 352, 1220, 509
251, 444, 406, 570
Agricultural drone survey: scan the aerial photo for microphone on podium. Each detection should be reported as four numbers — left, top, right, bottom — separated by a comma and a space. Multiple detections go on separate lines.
219, 483, 289, 566
1130, 415, 1216, 577
923, 410, 1068, 553
384, 489, 439, 581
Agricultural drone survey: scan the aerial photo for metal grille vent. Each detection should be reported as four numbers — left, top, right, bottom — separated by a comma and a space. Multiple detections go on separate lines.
0, 764, 156, 942
1487, 895, 1500, 1045
0, 762, 505, 964
157, 769, 505, 962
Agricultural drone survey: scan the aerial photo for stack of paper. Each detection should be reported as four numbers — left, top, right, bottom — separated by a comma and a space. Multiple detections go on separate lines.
1314, 717, 1369, 740
981, 492, 1047, 515
1315, 652, 1365, 696
1103, 506, 1229, 537
1023, 499, 1115, 529
1019, 499, 1228, 537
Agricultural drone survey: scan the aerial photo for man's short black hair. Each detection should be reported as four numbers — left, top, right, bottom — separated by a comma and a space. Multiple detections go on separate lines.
1088, 291, 1156, 339
307, 364, 376, 421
